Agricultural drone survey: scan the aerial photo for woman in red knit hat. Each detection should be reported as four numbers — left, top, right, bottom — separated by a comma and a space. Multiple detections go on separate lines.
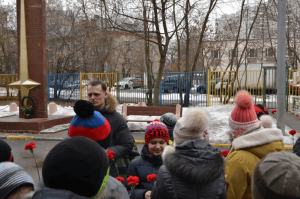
126, 119, 169, 199
225, 90, 285, 199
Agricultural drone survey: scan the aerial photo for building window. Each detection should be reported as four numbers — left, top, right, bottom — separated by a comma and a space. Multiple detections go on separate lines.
247, 49, 257, 58
125, 57, 131, 66
125, 40, 131, 50
211, 50, 221, 59
229, 49, 238, 59
265, 47, 276, 58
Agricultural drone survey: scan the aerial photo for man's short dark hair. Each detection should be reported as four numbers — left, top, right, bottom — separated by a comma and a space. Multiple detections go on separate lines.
88, 80, 107, 92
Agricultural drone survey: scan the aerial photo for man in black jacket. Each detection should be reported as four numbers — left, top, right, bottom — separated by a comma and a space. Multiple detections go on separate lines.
87, 80, 137, 178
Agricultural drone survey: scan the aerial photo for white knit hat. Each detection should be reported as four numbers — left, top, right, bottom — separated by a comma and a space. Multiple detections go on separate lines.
0, 162, 34, 198
173, 108, 209, 146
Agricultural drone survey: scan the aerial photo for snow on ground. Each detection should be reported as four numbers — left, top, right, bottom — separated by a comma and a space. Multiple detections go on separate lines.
0, 104, 296, 145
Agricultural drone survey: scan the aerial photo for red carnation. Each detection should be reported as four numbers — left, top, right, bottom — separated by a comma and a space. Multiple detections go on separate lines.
147, 174, 157, 182
107, 150, 115, 161
127, 176, 139, 186
115, 176, 124, 184
289, 130, 296, 135
25, 142, 36, 151
221, 150, 229, 157
271, 110, 277, 114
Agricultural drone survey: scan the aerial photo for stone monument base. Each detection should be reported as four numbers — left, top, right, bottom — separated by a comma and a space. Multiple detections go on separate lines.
0, 115, 73, 134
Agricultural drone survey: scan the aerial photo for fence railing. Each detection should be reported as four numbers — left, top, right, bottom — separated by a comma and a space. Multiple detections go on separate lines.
207, 70, 264, 107
0, 74, 18, 100
289, 69, 300, 112
1, 70, 298, 111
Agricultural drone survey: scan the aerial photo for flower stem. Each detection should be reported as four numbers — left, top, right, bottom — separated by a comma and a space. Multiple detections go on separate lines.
31, 152, 40, 180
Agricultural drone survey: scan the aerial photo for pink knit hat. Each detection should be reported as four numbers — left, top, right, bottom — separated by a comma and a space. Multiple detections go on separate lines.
229, 90, 260, 138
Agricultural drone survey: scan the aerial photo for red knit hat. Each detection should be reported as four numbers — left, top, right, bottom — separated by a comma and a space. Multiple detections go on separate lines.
145, 119, 169, 145
229, 90, 260, 138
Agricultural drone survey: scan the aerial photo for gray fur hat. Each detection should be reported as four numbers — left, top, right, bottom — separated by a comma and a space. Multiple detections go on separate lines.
252, 151, 300, 199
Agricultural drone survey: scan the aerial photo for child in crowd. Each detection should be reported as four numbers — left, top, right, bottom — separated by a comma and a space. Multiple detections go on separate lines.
0, 139, 14, 163
151, 108, 226, 199
252, 151, 300, 199
0, 162, 34, 199
225, 90, 285, 199
127, 119, 169, 199
159, 113, 177, 141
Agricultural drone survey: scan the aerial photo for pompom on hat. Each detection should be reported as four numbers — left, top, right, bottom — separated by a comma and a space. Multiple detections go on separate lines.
0, 140, 13, 163
229, 90, 260, 138
173, 108, 209, 146
145, 119, 169, 145
69, 100, 111, 149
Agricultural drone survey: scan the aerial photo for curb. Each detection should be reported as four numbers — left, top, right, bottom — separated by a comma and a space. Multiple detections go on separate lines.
0, 137, 294, 150
290, 111, 300, 118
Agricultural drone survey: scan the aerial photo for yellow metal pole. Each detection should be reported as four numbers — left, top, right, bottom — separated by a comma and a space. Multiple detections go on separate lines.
80, 72, 82, 100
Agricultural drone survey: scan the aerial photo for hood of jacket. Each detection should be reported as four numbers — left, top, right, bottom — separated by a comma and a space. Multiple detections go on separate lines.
141, 144, 163, 167
33, 187, 88, 199
100, 92, 118, 113
163, 139, 224, 184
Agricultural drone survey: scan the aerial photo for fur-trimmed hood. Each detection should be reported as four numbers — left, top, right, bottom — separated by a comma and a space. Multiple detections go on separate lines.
103, 92, 118, 113
163, 139, 224, 184
232, 128, 283, 150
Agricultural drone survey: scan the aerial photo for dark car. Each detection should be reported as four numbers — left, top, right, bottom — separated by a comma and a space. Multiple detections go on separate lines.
161, 75, 191, 93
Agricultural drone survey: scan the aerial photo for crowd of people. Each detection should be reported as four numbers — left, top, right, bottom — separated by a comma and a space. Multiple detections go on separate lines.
0, 80, 299, 199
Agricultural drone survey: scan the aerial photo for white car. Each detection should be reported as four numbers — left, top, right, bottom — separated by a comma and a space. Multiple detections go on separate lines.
115, 78, 134, 89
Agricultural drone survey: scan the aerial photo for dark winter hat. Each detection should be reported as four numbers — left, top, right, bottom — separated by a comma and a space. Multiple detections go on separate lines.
159, 113, 177, 129
42, 136, 110, 198
69, 100, 111, 149
254, 104, 269, 119
145, 119, 169, 145
252, 151, 300, 199
0, 139, 13, 163
0, 162, 34, 198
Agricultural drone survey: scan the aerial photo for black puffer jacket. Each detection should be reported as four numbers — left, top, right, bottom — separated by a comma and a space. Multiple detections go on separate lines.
151, 139, 226, 199
33, 187, 88, 199
98, 93, 136, 177
34, 176, 129, 199
294, 136, 300, 157
127, 144, 163, 199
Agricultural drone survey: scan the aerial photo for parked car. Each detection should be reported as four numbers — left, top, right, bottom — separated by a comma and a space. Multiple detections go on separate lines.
132, 77, 144, 88
161, 75, 191, 93
67, 80, 90, 89
49, 80, 70, 89
115, 77, 135, 89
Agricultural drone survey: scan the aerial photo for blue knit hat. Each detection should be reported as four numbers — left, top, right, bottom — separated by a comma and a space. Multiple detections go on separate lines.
69, 100, 111, 149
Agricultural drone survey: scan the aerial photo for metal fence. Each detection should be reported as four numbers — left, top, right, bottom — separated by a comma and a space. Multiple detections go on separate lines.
47, 73, 80, 102
207, 70, 264, 106
2, 70, 298, 110
0, 74, 18, 100
289, 69, 300, 113
159, 71, 207, 106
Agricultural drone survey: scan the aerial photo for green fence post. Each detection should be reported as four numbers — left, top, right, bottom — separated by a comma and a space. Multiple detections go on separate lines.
117, 72, 120, 103
263, 67, 267, 107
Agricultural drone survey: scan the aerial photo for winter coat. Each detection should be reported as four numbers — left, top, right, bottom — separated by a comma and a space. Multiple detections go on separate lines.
293, 136, 300, 157
151, 139, 227, 199
225, 128, 285, 199
98, 93, 137, 178
127, 144, 163, 199
34, 176, 129, 199
32, 187, 88, 199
